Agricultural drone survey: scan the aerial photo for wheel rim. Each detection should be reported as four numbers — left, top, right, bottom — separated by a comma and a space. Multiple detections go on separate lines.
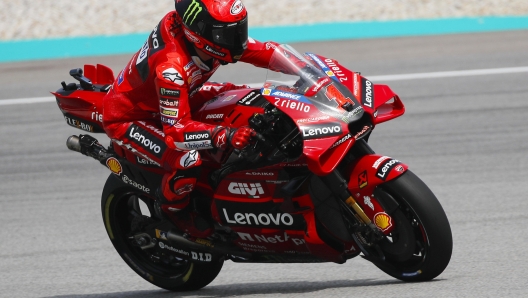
109, 192, 192, 279
378, 188, 429, 274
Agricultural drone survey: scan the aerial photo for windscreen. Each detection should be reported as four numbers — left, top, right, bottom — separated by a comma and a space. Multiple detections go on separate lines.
263, 44, 364, 124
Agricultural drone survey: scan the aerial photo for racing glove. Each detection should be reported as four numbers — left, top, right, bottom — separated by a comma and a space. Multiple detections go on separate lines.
229, 127, 257, 149
213, 127, 256, 150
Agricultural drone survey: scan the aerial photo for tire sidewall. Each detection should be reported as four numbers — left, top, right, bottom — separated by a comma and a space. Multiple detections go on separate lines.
100, 174, 223, 291
379, 170, 453, 281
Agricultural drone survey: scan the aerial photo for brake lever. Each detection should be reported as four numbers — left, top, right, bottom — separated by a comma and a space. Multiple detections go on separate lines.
237, 132, 267, 161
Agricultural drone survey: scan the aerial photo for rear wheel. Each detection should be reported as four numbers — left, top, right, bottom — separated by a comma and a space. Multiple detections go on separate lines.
370, 170, 452, 281
101, 174, 223, 291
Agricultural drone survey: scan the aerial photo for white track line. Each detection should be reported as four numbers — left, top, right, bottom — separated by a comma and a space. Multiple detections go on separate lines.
368, 66, 528, 82
2, 66, 527, 106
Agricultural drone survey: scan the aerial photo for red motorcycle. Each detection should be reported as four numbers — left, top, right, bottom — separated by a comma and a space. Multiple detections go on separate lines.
53, 44, 452, 291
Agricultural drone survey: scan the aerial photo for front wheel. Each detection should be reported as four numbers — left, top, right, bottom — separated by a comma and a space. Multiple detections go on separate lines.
101, 174, 224, 291
371, 170, 452, 281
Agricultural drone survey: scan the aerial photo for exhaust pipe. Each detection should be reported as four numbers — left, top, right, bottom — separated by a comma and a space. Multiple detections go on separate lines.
65, 134, 112, 164
66, 135, 82, 152
166, 230, 252, 259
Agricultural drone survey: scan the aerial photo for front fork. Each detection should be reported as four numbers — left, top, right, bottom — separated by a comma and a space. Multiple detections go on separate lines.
320, 140, 407, 240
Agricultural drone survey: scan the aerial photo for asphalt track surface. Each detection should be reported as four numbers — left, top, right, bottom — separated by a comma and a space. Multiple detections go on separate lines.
1, 30, 528, 297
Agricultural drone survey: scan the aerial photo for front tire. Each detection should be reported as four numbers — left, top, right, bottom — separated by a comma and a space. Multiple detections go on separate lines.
101, 174, 223, 291
373, 170, 452, 281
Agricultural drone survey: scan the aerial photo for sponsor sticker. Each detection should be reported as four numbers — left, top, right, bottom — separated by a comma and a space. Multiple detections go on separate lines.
64, 115, 94, 132
376, 158, 402, 181
136, 40, 150, 66
245, 172, 274, 176
206, 114, 223, 120
354, 125, 371, 140
175, 140, 213, 150
122, 175, 151, 193
374, 212, 392, 231
222, 95, 237, 102
180, 150, 199, 168
160, 107, 179, 118
361, 77, 374, 108
296, 116, 331, 123
271, 91, 301, 100
159, 98, 179, 107
126, 125, 167, 159
300, 122, 342, 140
309, 77, 332, 94
274, 98, 311, 113
373, 156, 390, 169
228, 182, 265, 198
191, 251, 212, 262
204, 45, 226, 57
183, 0, 203, 25
330, 133, 352, 149
184, 131, 211, 142
230, 0, 245, 15
307, 53, 328, 70
222, 208, 296, 228
160, 88, 180, 98
117, 70, 124, 85
161, 116, 176, 126
184, 61, 195, 71
162, 68, 184, 85
325, 58, 350, 83
237, 232, 306, 246
136, 156, 159, 167
215, 131, 227, 148
106, 158, 122, 175
238, 91, 262, 106
353, 73, 360, 98
158, 241, 191, 256
363, 196, 375, 210
175, 184, 194, 196
91, 111, 103, 123
184, 29, 201, 44
358, 170, 368, 188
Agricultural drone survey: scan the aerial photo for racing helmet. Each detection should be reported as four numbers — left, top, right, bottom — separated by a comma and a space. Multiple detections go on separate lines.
175, 0, 248, 63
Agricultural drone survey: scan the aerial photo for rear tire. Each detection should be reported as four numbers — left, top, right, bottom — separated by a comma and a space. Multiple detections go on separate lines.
101, 174, 223, 291
374, 170, 452, 281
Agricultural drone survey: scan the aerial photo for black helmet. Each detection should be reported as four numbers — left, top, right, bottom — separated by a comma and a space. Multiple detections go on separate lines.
176, 0, 248, 63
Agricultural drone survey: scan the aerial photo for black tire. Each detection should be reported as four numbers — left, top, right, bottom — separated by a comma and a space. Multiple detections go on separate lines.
373, 170, 452, 281
101, 174, 223, 291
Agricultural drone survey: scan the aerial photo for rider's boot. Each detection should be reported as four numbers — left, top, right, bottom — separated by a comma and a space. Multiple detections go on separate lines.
156, 188, 213, 239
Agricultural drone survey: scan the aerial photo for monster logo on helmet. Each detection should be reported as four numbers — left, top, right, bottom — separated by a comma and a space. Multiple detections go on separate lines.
183, 0, 203, 25
176, 0, 249, 63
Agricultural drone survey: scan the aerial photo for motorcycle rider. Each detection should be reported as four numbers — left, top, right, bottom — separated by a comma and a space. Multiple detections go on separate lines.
102, 0, 282, 238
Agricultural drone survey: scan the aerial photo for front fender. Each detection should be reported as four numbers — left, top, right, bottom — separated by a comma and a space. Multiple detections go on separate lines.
348, 155, 408, 191
346, 154, 408, 234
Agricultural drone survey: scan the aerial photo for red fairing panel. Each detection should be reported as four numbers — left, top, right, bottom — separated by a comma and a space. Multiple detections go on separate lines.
347, 154, 409, 234
372, 85, 405, 124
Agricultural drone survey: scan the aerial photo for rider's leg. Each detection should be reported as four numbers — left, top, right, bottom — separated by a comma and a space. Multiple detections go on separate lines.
104, 120, 212, 237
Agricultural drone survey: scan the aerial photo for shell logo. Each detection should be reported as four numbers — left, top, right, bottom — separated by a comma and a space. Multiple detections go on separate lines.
374, 212, 392, 232
106, 158, 122, 175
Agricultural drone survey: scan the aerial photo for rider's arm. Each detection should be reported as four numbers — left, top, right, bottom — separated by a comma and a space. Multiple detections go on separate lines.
238, 38, 281, 68
154, 59, 227, 151
239, 37, 307, 74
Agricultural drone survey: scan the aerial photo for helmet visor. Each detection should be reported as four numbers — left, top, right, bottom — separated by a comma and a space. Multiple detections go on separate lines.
209, 17, 248, 50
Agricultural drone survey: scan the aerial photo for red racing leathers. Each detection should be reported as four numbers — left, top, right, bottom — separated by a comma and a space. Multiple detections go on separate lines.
102, 12, 279, 210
